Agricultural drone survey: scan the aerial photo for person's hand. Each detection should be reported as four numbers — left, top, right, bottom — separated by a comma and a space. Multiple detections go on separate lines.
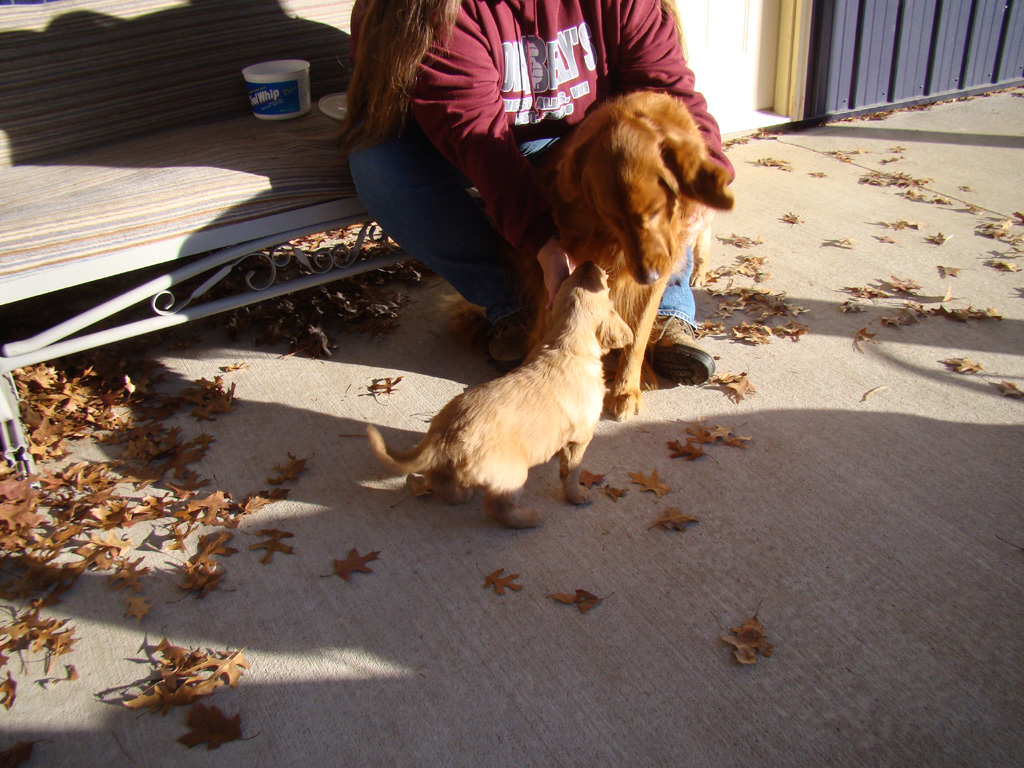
536, 237, 576, 308
680, 202, 714, 248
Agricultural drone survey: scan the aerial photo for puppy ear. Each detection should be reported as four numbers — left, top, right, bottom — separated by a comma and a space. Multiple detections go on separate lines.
556, 141, 589, 202
597, 311, 634, 350
661, 138, 735, 211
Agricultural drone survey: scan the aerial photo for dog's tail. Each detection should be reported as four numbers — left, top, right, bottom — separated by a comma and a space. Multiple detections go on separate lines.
366, 425, 433, 475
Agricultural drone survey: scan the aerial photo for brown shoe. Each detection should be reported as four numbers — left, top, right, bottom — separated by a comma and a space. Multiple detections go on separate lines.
649, 316, 715, 385
487, 309, 531, 371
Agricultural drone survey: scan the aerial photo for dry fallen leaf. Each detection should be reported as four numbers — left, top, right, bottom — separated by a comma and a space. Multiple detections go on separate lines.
649, 509, 699, 531
937, 266, 961, 278
861, 386, 889, 402
248, 528, 294, 564
628, 469, 670, 498
549, 589, 606, 614
332, 548, 380, 581
600, 486, 627, 502
925, 232, 951, 245
940, 358, 984, 374
578, 470, 605, 488
854, 328, 879, 353
710, 372, 757, 403
125, 595, 152, 621
483, 568, 522, 596
721, 613, 774, 664
266, 453, 310, 485
666, 440, 705, 461
994, 381, 1023, 398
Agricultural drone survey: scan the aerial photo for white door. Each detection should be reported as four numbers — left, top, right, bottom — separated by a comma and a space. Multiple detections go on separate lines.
673, 0, 784, 134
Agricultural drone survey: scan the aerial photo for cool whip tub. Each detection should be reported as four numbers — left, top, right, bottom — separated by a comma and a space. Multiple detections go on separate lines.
242, 60, 311, 120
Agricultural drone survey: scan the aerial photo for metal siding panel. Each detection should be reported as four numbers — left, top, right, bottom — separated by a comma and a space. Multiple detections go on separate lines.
854, 0, 899, 108
964, 0, 1009, 87
892, 0, 939, 99
930, 0, 974, 92
828, 0, 863, 112
997, 0, 1024, 80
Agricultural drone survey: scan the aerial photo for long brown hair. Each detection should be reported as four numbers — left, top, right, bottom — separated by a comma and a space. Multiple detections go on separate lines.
338, 0, 461, 154
338, 0, 687, 155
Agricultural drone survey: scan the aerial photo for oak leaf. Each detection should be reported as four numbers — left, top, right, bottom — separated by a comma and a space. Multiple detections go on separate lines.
666, 440, 705, 461
940, 358, 983, 374
994, 381, 1023, 398
600, 486, 626, 502
710, 372, 757, 403
249, 529, 294, 564
649, 509, 699, 531
549, 589, 606, 614
332, 548, 379, 581
578, 470, 605, 488
266, 453, 310, 485
722, 614, 774, 664
628, 469, 670, 498
483, 568, 522, 596
1, 671, 15, 710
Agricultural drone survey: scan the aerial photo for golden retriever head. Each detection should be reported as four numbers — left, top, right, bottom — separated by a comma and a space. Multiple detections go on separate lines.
551, 260, 633, 351
555, 91, 734, 286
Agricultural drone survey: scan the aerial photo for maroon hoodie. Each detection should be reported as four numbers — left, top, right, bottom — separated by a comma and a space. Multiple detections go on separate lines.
350, 0, 733, 256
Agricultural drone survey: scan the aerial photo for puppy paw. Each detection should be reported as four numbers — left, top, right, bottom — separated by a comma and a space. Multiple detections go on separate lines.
689, 268, 708, 287
564, 483, 591, 506
607, 389, 643, 421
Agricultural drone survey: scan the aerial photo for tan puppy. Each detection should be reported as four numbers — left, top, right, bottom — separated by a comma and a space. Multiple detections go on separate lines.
523, 90, 735, 419
367, 262, 632, 528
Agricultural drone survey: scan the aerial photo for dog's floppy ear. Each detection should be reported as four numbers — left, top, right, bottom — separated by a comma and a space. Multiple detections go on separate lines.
597, 310, 634, 351
661, 137, 735, 211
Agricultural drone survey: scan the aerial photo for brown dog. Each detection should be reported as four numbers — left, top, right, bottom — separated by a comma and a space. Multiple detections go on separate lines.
367, 262, 632, 528
525, 90, 734, 419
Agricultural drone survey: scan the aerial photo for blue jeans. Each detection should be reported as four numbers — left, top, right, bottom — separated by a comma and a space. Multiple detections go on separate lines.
347, 127, 697, 326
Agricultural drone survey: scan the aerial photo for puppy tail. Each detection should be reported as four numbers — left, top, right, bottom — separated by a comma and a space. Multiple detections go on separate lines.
366, 425, 432, 475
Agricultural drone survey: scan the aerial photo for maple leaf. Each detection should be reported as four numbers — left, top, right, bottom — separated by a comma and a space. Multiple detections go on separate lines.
722, 613, 775, 664
483, 568, 522, 595
549, 589, 606, 614
649, 509, 699, 531
332, 548, 379, 581
249, 529, 295, 564
628, 469, 670, 498
266, 453, 310, 485
940, 358, 984, 374
178, 703, 242, 750
666, 440, 705, 461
